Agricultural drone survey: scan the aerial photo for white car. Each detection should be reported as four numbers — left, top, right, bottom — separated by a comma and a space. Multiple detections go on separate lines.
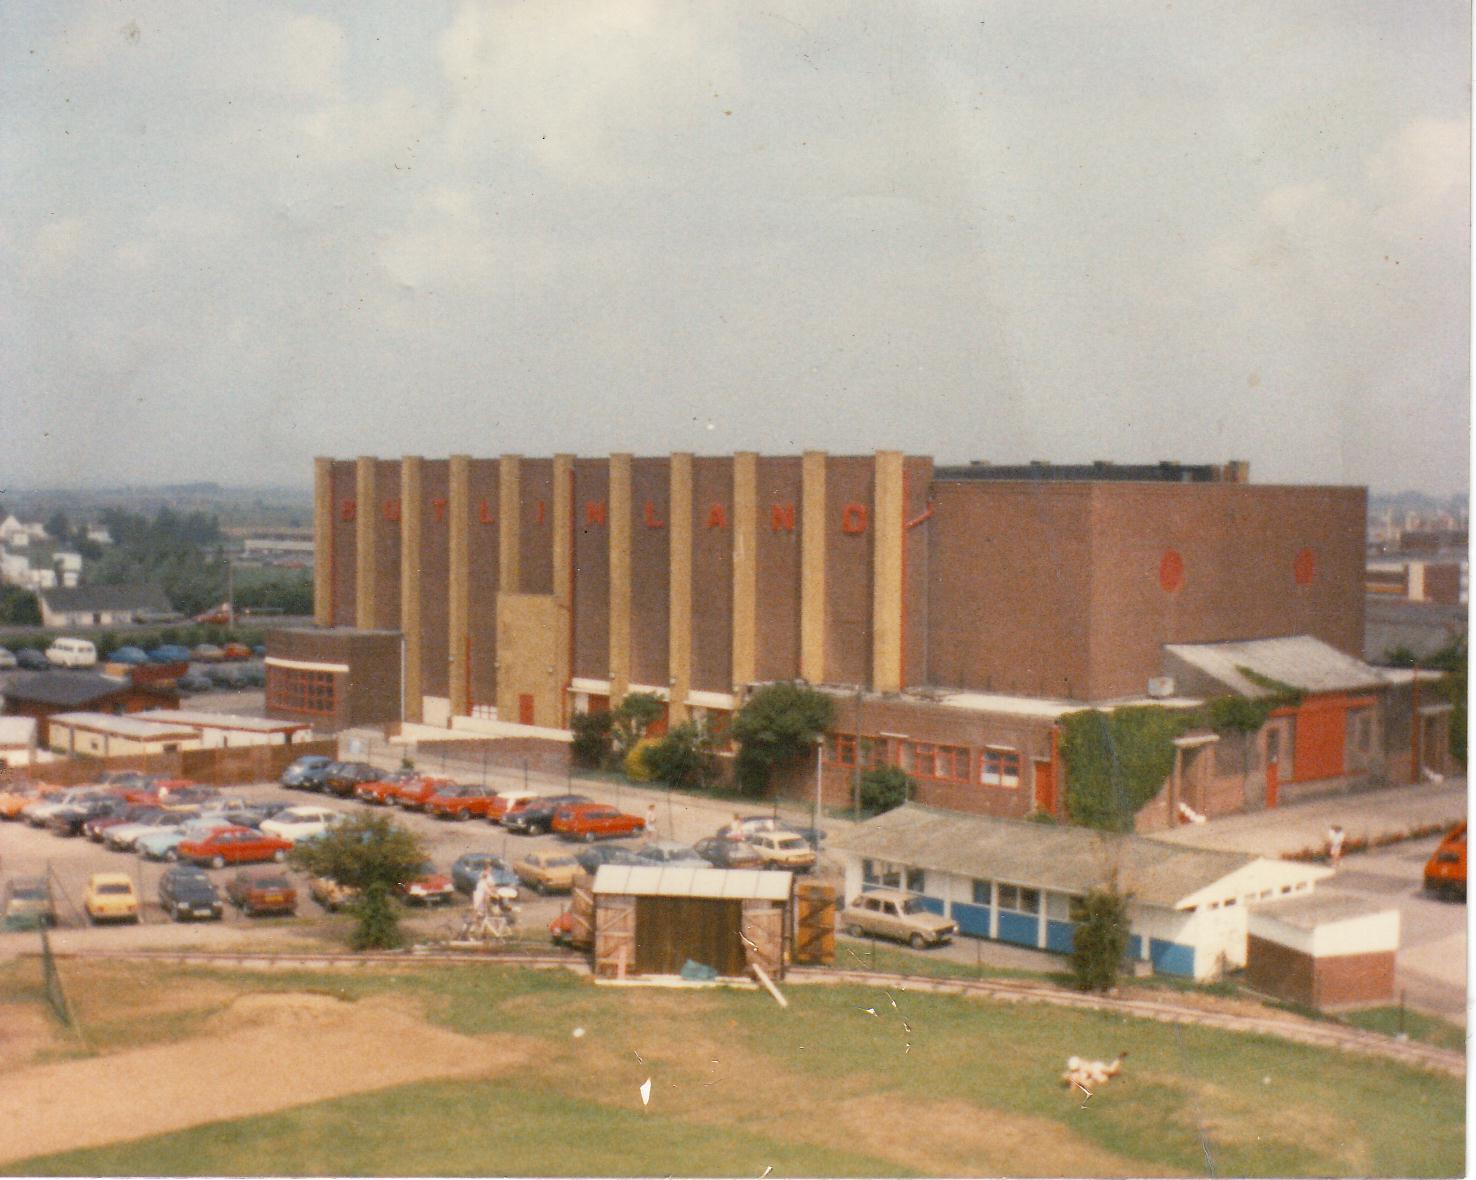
259, 806, 346, 843
0, 648, 16, 669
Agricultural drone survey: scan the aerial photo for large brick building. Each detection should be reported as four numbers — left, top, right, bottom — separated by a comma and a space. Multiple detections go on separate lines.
272, 452, 1445, 825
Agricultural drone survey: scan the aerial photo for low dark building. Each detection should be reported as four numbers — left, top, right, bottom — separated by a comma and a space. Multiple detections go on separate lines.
1, 671, 179, 746
37, 583, 173, 628
265, 628, 401, 732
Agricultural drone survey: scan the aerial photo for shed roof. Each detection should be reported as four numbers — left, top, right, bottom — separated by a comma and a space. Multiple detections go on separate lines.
1246, 889, 1398, 930
37, 583, 171, 614
2, 670, 135, 707
49, 711, 199, 740
833, 804, 1328, 909
133, 709, 308, 734
0, 716, 36, 747
593, 865, 793, 900
1163, 635, 1385, 697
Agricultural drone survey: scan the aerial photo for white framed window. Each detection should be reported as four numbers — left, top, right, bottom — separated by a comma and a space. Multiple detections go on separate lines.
981, 747, 1021, 788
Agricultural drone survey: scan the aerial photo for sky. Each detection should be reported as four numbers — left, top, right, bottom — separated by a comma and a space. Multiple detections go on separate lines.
1, 1, 1469, 494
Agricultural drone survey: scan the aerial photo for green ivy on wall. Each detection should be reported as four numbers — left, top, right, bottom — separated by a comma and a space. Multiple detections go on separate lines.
1060, 706, 1198, 831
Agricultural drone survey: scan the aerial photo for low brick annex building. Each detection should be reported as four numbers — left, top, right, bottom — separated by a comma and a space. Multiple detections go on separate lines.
269, 452, 1443, 826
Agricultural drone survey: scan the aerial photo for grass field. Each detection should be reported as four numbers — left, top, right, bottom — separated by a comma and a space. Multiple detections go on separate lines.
0, 959, 1464, 1177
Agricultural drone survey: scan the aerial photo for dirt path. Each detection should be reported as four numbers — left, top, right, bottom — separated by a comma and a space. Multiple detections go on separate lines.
0, 992, 533, 1168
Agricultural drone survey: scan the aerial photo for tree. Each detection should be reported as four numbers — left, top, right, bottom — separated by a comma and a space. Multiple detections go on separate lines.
732, 682, 836, 796
570, 709, 615, 768
44, 511, 73, 545
645, 722, 718, 790
0, 586, 41, 626
1069, 884, 1130, 993
859, 765, 913, 814
288, 812, 427, 950
611, 692, 665, 760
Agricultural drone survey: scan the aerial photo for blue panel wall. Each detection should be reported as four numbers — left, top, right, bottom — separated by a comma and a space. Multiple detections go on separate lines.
916, 895, 945, 915
1128, 934, 1143, 959
1045, 920, 1075, 954
1150, 938, 1196, 977
953, 902, 991, 938
996, 911, 1038, 947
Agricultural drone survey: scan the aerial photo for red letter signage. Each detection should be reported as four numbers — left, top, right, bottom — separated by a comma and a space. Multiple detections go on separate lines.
382, 499, 401, 522
770, 503, 796, 532
478, 499, 495, 525
340, 499, 356, 522
585, 500, 607, 526
642, 500, 665, 529
706, 504, 728, 529
841, 503, 868, 534
431, 497, 447, 522
535, 500, 546, 525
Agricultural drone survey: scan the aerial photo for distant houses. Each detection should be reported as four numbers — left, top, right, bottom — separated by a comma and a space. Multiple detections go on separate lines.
37, 584, 174, 629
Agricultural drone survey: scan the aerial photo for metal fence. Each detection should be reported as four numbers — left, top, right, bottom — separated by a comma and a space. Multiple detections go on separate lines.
38, 920, 74, 1028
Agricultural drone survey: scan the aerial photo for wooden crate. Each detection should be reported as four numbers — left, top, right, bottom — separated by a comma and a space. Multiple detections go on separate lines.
793, 881, 836, 965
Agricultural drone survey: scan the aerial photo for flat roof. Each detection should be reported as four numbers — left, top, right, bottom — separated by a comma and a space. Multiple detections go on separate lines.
593, 865, 792, 900
0, 717, 36, 747
132, 709, 308, 734
48, 712, 199, 740
1247, 890, 1397, 930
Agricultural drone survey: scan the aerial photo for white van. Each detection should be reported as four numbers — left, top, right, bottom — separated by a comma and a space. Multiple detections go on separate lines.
45, 638, 97, 668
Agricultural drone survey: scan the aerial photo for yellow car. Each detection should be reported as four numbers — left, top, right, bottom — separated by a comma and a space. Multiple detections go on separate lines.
512, 850, 581, 894
0, 784, 57, 821
83, 873, 141, 924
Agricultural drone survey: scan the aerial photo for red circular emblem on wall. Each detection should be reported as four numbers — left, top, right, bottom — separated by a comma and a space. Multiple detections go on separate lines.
1293, 548, 1316, 585
1159, 549, 1185, 593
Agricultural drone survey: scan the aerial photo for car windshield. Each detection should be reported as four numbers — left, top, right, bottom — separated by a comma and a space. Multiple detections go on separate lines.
778, 838, 806, 850
96, 883, 133, 895
547, 857, 578, 868
252, 877, 291, 890
10, 883, 48, 900
900, 898, 929, 914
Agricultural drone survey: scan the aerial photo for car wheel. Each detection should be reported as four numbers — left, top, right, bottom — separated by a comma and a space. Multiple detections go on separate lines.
583, 831, 596, 843
164, 849, 178, 862
272, 849, 286, 863
534, 880, 546, 895
132, 913, 142, 925
909, 933, 928, 950
845, 924, 864, 938
211, 855, 226, 870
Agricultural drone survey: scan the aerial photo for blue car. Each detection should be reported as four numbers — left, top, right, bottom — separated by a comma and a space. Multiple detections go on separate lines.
450, 852, 520, 896
281, 755, 333, 788
108, 646, 150, 665
148, 645, 192, 663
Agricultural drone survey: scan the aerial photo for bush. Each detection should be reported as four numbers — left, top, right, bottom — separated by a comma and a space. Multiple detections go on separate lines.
859, 765, 912, 814
1069, 885, 1130, 992
288, 813, 426, 951
570, 710, 615, 769
644, 722, 716, 790
623, 738, 657, 782
611, 693, 665, 761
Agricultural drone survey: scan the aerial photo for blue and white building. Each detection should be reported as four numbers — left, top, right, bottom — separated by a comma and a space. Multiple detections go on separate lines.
835, 804, 1333, 979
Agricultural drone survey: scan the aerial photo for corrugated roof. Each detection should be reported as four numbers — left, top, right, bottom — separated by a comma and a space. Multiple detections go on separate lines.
1164, 635, 1384, 697
133, 709, 308, 733
593, 865, 793, 900
37, 583, 171, 613
1, 670, 136, 707
49, 711, 199, 739
834, 804, 1272, 908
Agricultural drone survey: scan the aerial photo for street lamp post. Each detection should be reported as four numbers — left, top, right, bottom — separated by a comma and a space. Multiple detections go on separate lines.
813, 735, 824, 840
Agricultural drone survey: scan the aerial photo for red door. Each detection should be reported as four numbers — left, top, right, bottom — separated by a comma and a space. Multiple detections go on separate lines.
518, 694, 535, 725
1266, 759, 1280, 809
1033, 759, 1055, 815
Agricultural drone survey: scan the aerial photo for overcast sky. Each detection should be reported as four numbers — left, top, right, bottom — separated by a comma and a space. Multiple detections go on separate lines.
2, 2, 1469, 494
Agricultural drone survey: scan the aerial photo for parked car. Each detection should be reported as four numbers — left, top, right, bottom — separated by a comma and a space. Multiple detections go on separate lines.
158, 865, 224, 922
1, 784, 58, 821
26, 787, 111, 828
355, 769, 419, 806
136, 819, 228, 863
693, 836, 766, 869
308, 874, 357, 911
221, 801, 292, 828
156, 784, 219, 811
107, 645, 150, 665
260, 806, 345, 843
207, 664, 246, 689
505, 794, 591, 836
83, 873, 141, 924
449, 852, 520, 896
574, 844, 643, 876
425, 783, 501, 821
2, 876, 54, 930
485, 789, 541, 824
840, 888, 957, 949
390, 774, 456, 810
105, 809, 193, 851
634, 841, 709, 867
0, 647, 16, 670
177, 672, 215, 694
15, 648, 50, 670
221, 642, 252, 661
47, 795, 130, 838
148, 645, 193, 663
178, 825, 293, 869
281, 754, 334, 788
746, 830, 817, 872
1424, 822, 1466, 901
726, 815, 827, 849
512, 850, 582, 894
84, 803, 156, 842
552, 802, 647, 842
398, 861, 455, 906
191, 644, 226, 663
322, 762, 380, 799
293, 759, 346, 793
227, 869, 298, 916
46, 637, 97, 668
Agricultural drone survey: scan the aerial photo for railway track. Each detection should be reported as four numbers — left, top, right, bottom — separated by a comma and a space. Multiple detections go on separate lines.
30, 948, 1462, 1075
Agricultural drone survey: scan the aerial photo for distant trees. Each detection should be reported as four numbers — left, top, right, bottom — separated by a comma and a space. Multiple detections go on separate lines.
0, 586, 41, 626
86, 507, 228, 616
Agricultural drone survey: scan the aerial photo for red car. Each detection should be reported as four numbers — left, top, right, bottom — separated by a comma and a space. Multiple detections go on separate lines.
392, 775, 455, 811
553, 803, 647, 843
397, 861, 455, 905
486, 790, 540, 825
425, 783, 501, 821
178, 825, 293, 869
355, 770, 420, 806
226, 868, 298, 916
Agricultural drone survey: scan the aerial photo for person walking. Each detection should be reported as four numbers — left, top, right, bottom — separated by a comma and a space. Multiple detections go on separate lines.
644, 802, 659, 839
472, 865, 494, 918
1326, 824, 1346, 868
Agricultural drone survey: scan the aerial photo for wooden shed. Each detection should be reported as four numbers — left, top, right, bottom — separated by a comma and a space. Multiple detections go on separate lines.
592, 866, 793, 982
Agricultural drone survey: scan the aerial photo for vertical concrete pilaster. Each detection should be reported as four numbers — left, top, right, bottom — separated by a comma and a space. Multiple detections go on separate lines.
354, 456, 377, 629
800, 451, 828, 684
609, 453, 633, 705
313, 457, 334, 626
871, 450, 905, 693
731, 452, 758, 691
448, 454, 471, 718
498, 454, 522, 594
667, 453, 694, 725
552, 454, 575, 726
400, 456, 424, 723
